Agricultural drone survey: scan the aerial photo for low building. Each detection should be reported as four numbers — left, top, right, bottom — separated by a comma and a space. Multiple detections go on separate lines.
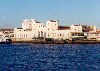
0, 29, 14, 37
87, 30, 100, 40
70, 24, 97, 40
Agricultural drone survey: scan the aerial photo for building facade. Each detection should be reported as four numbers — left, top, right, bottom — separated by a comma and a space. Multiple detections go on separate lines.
14, 19, 71, 41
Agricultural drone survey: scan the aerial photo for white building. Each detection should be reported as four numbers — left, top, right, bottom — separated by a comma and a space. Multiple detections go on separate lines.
70, 24, 82, 32
70, 24, 97, 40
14, 19, 71, 41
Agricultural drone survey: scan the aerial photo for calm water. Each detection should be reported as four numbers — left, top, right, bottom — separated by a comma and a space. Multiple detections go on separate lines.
0, 44, 100, 71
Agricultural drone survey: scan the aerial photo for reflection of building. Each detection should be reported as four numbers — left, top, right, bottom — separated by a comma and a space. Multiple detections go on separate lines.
14, 19, 71, 41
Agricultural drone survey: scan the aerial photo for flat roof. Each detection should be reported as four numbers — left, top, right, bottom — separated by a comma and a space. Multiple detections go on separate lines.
58, 26, 70, 30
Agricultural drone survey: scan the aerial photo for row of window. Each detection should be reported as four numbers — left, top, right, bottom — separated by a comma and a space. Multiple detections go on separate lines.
88, 34, 100, 36
48, 22, 57, 25
16, 34, 33, 38
15, 32, 70, 38
52, 33, 70, 37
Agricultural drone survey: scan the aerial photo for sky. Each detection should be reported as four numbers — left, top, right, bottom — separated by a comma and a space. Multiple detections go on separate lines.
0, 0, 100, 28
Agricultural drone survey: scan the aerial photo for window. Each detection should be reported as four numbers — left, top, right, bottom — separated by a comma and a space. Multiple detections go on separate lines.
44, 32, 46, 37
26, 34, 27, 37
48, 34, 50, 37
24, 34, 25, 37
38, 32, 40, 37
58, 34, 59, 36
60, 33, 62, 36
41, 31, 43, 37
22, 34, 23, 38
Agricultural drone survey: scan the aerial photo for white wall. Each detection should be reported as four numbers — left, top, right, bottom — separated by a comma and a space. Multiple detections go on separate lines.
70, 24, 82, 32
46, 20, 59, 30
14, 19, 72, 41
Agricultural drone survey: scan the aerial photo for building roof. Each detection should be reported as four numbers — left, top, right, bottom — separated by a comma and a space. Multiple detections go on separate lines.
58, 26, 70, 30
74, 24, 81, 26
17, 28, 23, 29
88, 31, 100, 34
0, 29, 14, 31
70, 32, 83, 34
82, 29, 90, 32
49, 20, 57, 22
35, 21, 41, 23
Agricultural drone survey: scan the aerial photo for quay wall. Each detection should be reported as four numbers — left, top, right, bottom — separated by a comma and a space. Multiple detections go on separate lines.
11, 38, 100, 44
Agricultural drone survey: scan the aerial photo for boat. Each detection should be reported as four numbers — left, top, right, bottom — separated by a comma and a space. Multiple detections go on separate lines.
0, 36, 12, 44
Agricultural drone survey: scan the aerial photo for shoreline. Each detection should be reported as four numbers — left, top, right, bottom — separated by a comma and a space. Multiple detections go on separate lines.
11, 40, 100, 44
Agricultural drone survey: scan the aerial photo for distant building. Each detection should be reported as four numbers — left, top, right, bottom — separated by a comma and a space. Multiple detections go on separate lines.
14, 19, 98, 41
0, 29, 14, 37
70, 24, 97, 40
14, 19, 71, 41
87, 30, 100, 40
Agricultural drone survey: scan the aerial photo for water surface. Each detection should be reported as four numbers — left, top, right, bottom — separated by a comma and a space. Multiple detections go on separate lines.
0, 43, 100, 71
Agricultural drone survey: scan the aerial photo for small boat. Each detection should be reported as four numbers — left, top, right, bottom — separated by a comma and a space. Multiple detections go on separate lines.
0, 36, 12, 44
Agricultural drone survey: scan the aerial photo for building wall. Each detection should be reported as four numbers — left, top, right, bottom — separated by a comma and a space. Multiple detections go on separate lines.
90, 26, 96, 32
87, 32, 100, 40
22, 19, 32, 30
14, 19, 71, 41
51, 30, 71, 40
70, 25, 82, 32
46, 20, 59, 30
0, 31, 3, 36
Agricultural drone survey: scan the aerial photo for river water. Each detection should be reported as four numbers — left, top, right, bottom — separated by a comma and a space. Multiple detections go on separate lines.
0, 43, 100, 71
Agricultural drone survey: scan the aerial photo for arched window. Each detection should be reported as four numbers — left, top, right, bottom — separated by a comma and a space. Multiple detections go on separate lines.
38, 31, 40, 37
48, 34, 50, 37
34, 33, 35, 38
29, 24, 32, 29
41, 31, 43, 37
26, 34, 27, 37
60, 33, 62, 36
22, 34, 23, 38
44, 32, 46, 37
